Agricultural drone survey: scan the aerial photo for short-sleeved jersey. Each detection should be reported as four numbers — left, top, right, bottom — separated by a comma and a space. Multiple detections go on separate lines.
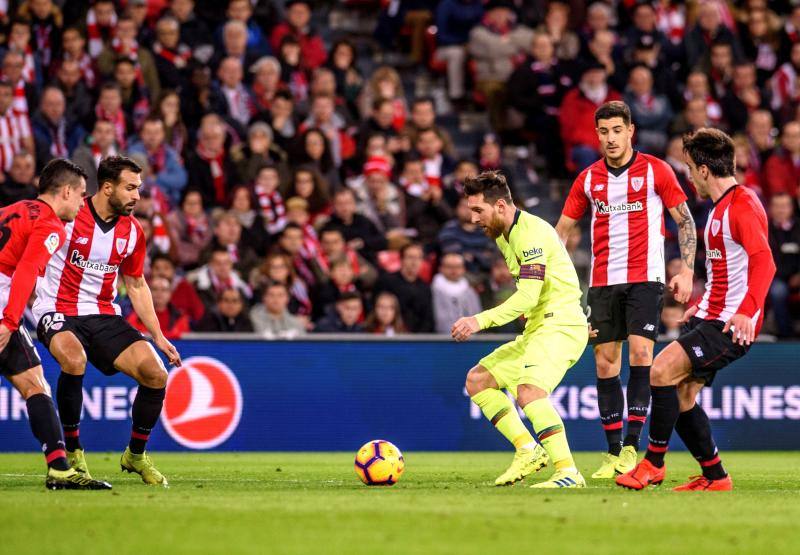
0, 199, 65, 331
562, 152, 687, 287
475, 210, 586, 332
696, 186, 774, 336
33, 197, 146, 320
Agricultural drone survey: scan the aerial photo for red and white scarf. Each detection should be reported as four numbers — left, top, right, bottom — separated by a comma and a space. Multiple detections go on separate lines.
65, 52, 97, 88
86, 7, 116, 58
151, 212, 171, 254
95, 104, 127, 150
90, 142, 118, 168
12, 79, 29, 116
33, 21, 54, 68
196, 143, 226, 205
254, 186, 286, 234
48, 119, 68, 158
152, 42, 192, 69
112, 38, 145, 87
147, 145, 167, 175
21, 45, 36, 83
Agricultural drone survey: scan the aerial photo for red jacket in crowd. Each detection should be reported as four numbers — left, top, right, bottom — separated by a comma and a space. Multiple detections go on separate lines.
762, 151, 800, 199
558, 88, 622, 166
270, 23, 327, 70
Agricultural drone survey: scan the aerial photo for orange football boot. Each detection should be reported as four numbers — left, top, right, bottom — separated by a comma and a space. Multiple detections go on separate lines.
673, 475, 733, 491
615, 458, 666, 490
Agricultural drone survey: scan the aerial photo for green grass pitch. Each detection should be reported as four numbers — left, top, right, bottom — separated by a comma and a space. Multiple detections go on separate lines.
1, 452, 799, 554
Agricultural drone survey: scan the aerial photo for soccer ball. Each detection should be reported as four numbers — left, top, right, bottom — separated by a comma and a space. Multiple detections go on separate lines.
354, 440, 405, 486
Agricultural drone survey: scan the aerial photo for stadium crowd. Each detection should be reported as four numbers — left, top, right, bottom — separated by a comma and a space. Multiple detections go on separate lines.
0, 0, 798, 338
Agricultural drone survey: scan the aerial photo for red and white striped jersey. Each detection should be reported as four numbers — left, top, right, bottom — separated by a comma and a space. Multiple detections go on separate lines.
0, 108, 31, 172
33, 198, 146, 320
562, 152, 687, 287
695, 186, 775, 335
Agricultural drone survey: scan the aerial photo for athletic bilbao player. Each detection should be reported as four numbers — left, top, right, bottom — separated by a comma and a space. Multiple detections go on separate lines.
555, 101, 697, 478
33, 156, 182, 487
0, 158, 111, 489
617, 128, 776, 491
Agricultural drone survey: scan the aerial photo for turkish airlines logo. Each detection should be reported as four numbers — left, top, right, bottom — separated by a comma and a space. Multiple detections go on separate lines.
161, 357, 243, 449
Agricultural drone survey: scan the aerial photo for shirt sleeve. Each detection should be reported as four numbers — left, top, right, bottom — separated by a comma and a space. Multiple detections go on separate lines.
729, 193, 776, 318
120, 219, 147, 277
653, 159, 687, 209
2, 222, 64, 332
474, 222, 547, 329
561, 170, 590, 220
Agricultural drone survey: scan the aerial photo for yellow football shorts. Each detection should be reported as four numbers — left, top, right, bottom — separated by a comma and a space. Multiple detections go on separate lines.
479, 323, 588, 396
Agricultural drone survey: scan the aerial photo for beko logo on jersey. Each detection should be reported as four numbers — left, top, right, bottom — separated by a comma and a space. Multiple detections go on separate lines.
593, 199, 643, 215
69, 250, 119, 273
522, 247, 543, 259
707, 248, 723, 260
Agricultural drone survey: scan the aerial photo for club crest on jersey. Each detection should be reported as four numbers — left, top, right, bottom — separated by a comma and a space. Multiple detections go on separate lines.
711, 220, 721, 237
631, 177, 644, 192
116, 238, 128, 255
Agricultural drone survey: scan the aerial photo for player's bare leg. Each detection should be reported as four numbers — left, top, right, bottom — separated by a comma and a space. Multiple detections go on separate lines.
114, 340, 169, 486
673, 379, 732, 491
466, 365, 547, 485
617, 342, 690, 490
49, 331, 93, 477
592, 341, 624, 478
516, 384, 584, 489
7, 365, 111, 490
618, 334, 655, 473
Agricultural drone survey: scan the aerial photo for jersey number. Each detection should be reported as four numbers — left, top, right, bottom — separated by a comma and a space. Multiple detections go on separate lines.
0, 214, 21, 252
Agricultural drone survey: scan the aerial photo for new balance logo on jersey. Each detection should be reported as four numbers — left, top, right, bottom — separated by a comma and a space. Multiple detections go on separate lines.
593, 199, 643, 215
643, 323, 655, 331
75, 236, 89, 245
707, 248, 723, 260
69, 250, 119, 273
593, 184, 605, 191
692, 345, 704, 358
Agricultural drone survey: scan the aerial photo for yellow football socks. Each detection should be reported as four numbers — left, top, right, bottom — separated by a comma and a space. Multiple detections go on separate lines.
524, 398, 576, 470
471, 389, 535, 449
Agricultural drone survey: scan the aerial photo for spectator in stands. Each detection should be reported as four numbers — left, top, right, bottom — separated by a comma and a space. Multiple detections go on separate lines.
559, 62, 621, 172
437, 196, 494, 276
18, 0, 63, 72
152, 16, 192, 92
228, 185, 270, 256
203, 209, 261, 277
189, 246, 253, 310
358, 98, 403, 156
283, 196, 321, 261
127, 276, 190, 339
442, 159, 478, 207
4, 19, 41, 91
374, 243, 434, 333
324, 188, 388, 264
2, 50, 36, 117
770, 42, 800, 124
326, 39, 363, 118
60, 26, 96, 90
249, 55, 283, 113
565, 225, 590, 288
349, 155, 406, 233
624, 64, 673, 155
402, 97, 454, 157
291, 127, 339, 189
150, 253, 205, 323
682, 70, 723, 126
703, 40, 736, 99
151, 89, 188, 157
216, 19, 261, 73
402, 157, 454, 246
768, 193, 800, 338
506, 32, 571, 173
167, 189, 213, 268
312, 256, 367, 320
364, 291, 408, 335
630, 32, 681, 109
222, 0, 271, 58
739, 8, 779, 87
432, 252, 482, 334
249, 282, 306, 337
185, 114, 240, 208
746, 109, 776, 173
659, 298, 683, 340
212, 56, 257, 137
168, 0, 211, 55
478, 254, 522, 333
128, 116, 187, 208
249, 252, 311, 317
94, 81, 131, 151
415, 127, 456, 190
114, 56, 152, 130
31, 86, 85, 172
536, 0, 580, 61
270, 0, 326, 71
721, 62, 771, 133
85, 0, 117, 58
763, 121, 800, 200
585, 29, 624, 91
433, 0, 484, 105
98, 15, 160, 101
0, 151, 37, 206
315, 226, 375, 284
468, 0, 534, 130
251, 165, 286, 234
684, 2, 743, 70
314, 291, 364, 333
71, 119, 117, 195
300, 94, 355, 171
55, 58, 93, 127
475, 133, 514, 193
0, 79, 34, 174
273, 222, 317, 288
194, 287, 254, 332
358, 66, 407, 133
669, 97, 710, 138
284, 166, 331, 225
779, 5, 800, 61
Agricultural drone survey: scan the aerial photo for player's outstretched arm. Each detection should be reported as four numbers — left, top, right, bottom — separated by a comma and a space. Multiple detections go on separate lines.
124, 274, 182, 367
667, 202, 696, 303
554, 214, 578, 246
451, 316, 480, 342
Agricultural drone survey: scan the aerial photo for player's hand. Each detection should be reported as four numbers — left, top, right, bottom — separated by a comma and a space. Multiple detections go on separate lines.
155, 335, 182, 367
678, 304, 698, 325
588, 323, 598, 339
451, 316, 480, 342
0, 323, 11, 355
723, 313, 755, 346
668, 270, 693, 304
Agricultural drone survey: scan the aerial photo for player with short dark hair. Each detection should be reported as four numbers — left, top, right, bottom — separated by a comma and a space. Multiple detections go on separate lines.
617, 128, 776, 491
0, 158, 111, 490
453, 170, 589, 488
555, 100, 697, 478
34, 155, 182, 487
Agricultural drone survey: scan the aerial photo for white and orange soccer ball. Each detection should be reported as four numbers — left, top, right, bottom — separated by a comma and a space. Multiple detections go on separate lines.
354, 440, 405, 486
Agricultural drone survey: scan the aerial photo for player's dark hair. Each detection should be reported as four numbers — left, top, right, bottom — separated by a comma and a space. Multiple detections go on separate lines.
594, 101, 631, 126
97, 155, 142, 187
38, 158, 88, 194
682, 128, 735, 178
463, 170, 512, 204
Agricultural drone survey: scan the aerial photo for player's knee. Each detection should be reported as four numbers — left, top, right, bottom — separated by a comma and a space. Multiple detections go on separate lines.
594, 355, 620, 378
516, 384, 547, 408
677, 389, 697, 412
138, 365, 168, 389
649, 359, 671, 386
58, 349, 87, 376
465, 367, 488, 396
629, 345, 653, 366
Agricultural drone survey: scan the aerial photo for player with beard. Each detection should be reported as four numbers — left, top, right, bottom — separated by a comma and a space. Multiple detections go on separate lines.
451, 171, 589, 488
33, 156, 182, 487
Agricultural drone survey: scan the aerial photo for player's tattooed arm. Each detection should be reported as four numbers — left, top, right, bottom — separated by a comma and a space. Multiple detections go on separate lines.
672, 202, 696, 271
